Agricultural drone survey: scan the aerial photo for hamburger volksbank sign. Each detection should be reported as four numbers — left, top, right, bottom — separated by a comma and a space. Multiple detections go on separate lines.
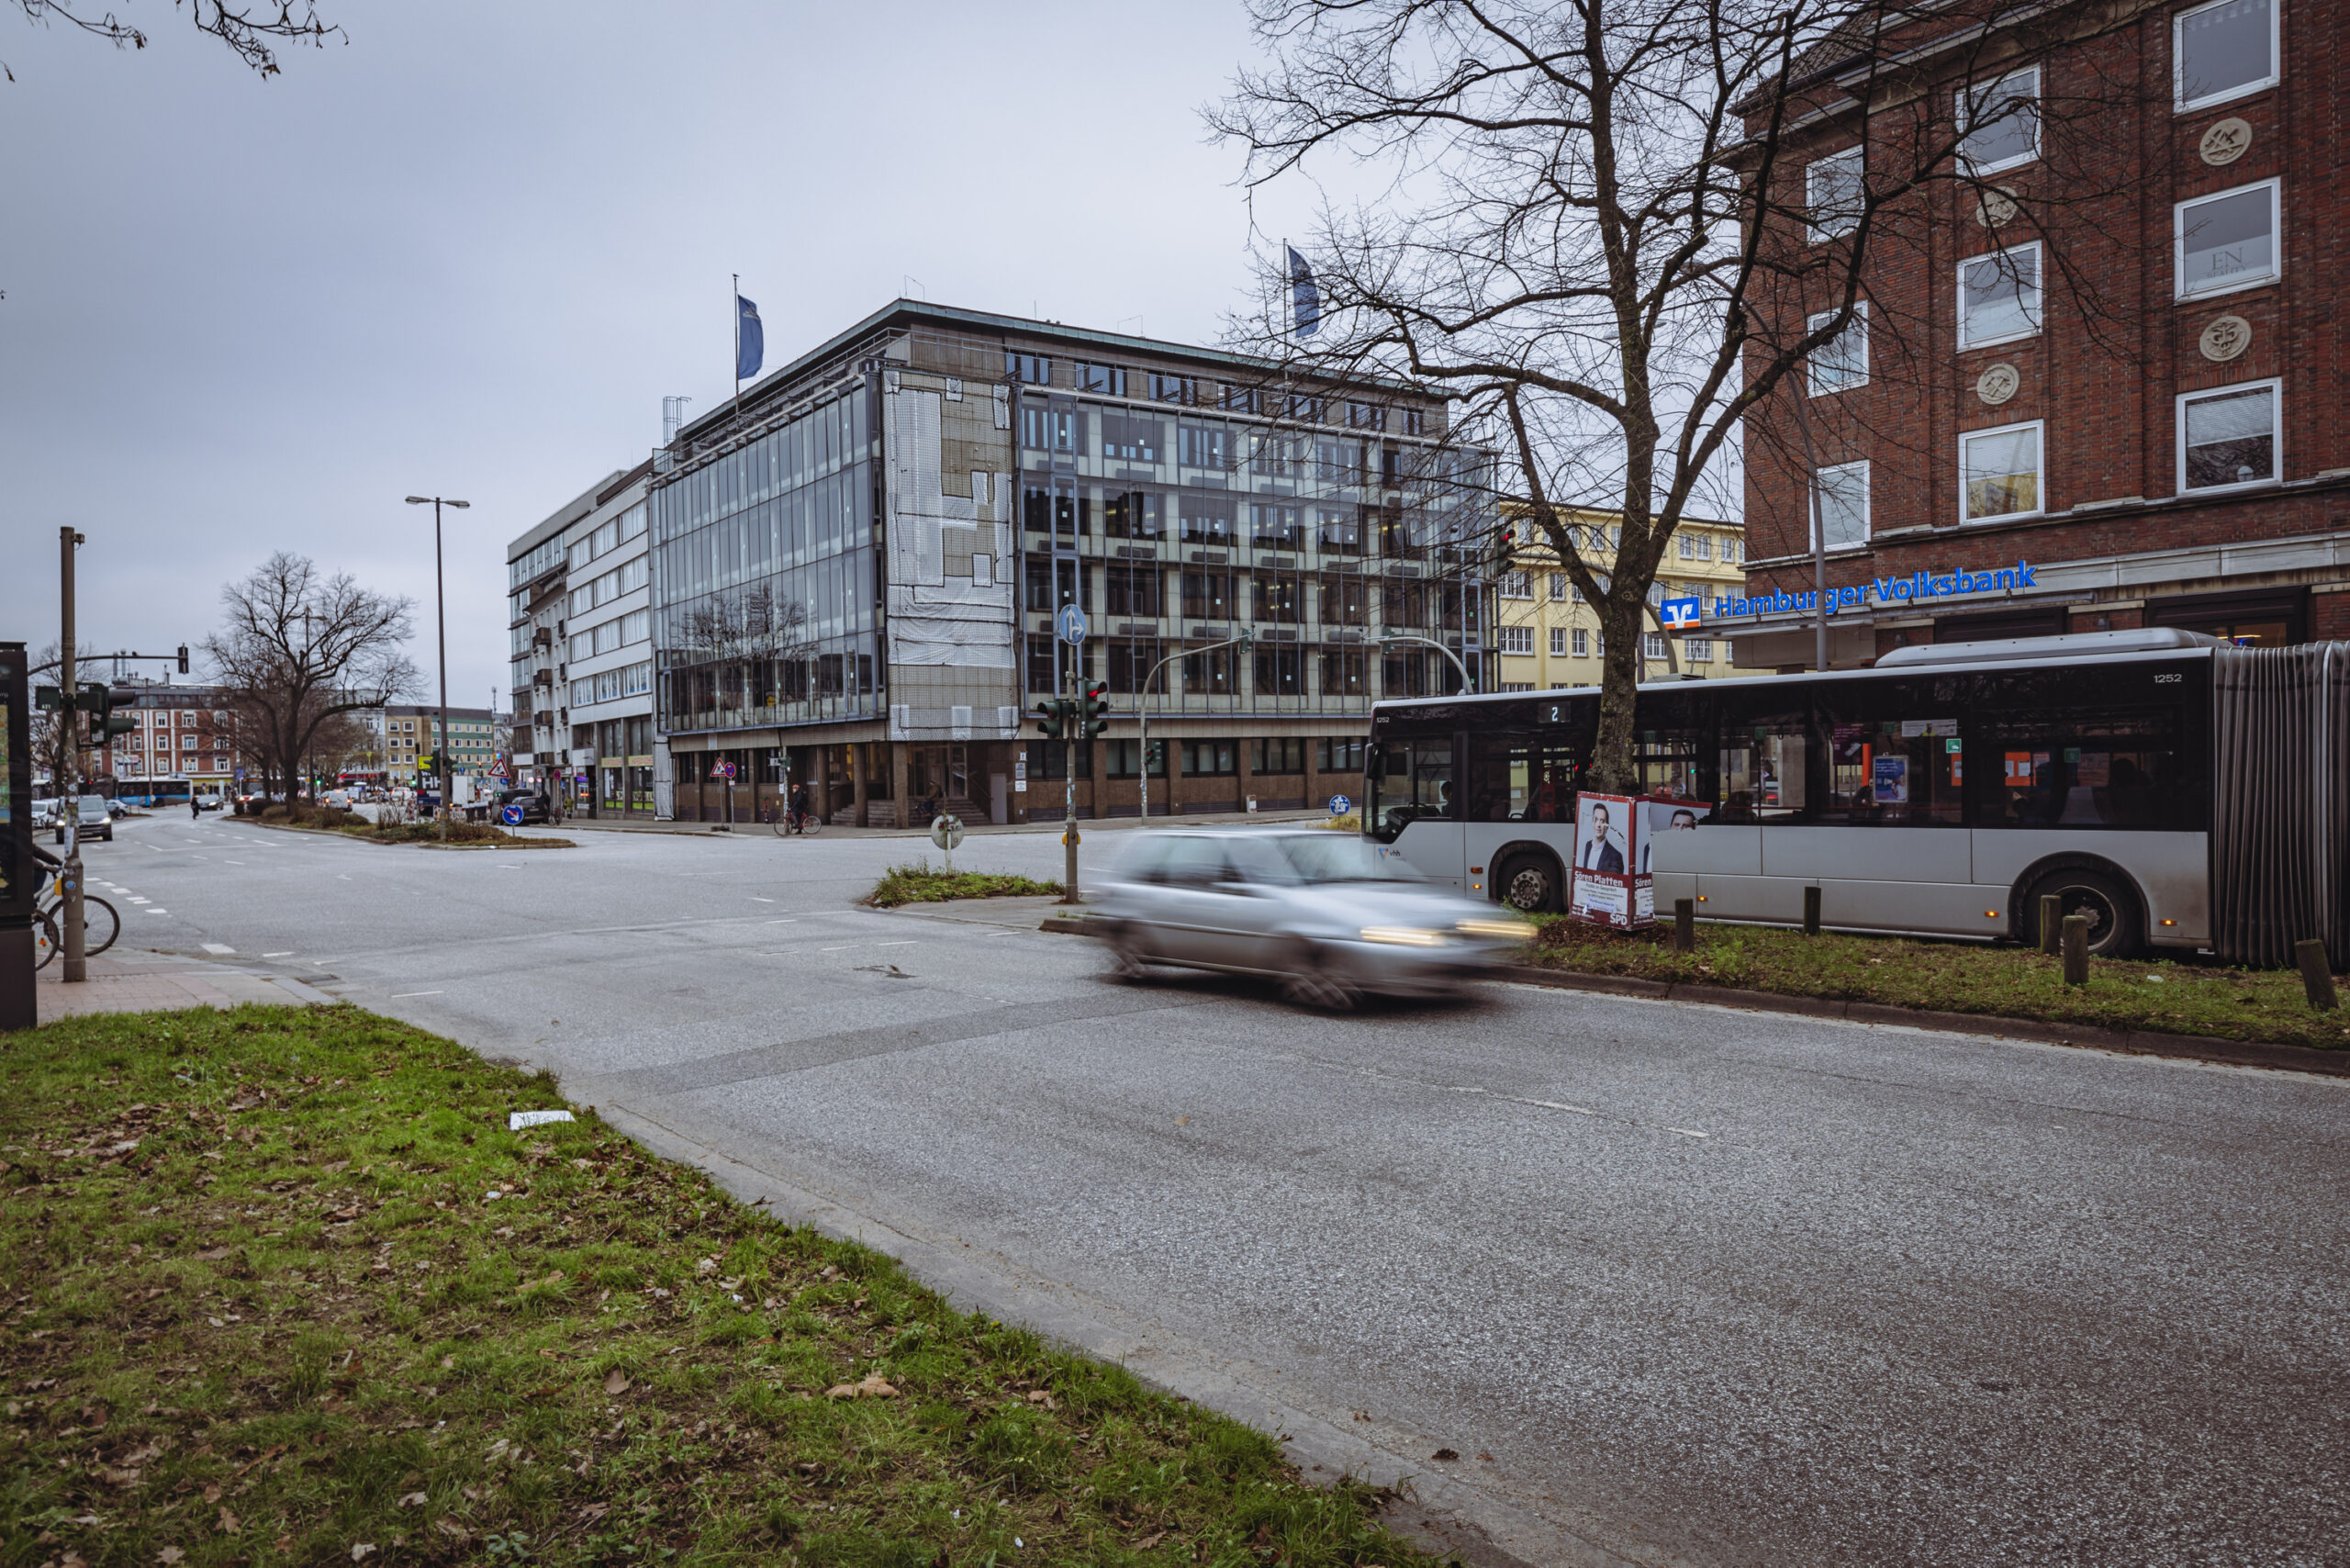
1699, 559, 2041, 622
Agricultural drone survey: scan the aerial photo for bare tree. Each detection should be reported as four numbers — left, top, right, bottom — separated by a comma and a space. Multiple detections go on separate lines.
24, 639, 98, 791
1212, 0, 2159, 791
202, 553, 415, 801
6, 0, 339, 81
666, 587, 820, 725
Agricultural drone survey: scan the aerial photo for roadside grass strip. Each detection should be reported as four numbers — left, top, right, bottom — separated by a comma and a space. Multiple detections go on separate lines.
1525, 916, 2350, 1052
869, 866, 1063, 910
0, 1007, 1437, 1568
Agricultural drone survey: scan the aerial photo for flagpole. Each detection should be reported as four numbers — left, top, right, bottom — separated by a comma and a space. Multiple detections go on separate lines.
732, 272, 743, 427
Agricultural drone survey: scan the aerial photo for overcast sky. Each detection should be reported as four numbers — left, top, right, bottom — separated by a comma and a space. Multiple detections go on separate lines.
2, 1, 1325, 713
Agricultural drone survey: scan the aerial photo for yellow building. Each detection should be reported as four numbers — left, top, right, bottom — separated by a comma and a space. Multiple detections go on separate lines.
1492, 511, 1751, 690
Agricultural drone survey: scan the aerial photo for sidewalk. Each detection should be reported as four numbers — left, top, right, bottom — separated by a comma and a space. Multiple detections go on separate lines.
29, 947, 335, 1024
549, 806, 1338, 839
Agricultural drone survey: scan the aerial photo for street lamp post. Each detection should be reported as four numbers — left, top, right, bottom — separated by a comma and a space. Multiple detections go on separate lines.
1376, 633, 1476, 696
405, 496, 471, 842
1136, 629, 1251, 822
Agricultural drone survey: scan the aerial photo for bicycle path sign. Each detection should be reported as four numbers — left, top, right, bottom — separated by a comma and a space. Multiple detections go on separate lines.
1056, 604, 1089, 645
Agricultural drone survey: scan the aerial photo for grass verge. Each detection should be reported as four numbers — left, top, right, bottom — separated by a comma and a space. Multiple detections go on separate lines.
869, 864, 1062, 909
0, 1006, 1436, 1568
337, 823, 576, 849
1525, 916, 2350, 1051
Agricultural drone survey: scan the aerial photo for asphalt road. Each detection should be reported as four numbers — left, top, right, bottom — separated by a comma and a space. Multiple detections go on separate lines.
72, 812, 2350, 1566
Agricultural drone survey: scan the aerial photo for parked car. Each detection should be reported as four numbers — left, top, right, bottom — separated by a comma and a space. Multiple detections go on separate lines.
494, 788, 554, 824
1091, 827, 1531, 1008
321, 790, 352, 810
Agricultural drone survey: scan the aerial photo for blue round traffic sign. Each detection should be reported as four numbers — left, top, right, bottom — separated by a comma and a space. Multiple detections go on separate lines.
1056, 604, 1089, 644
1329, 793, 1351, 815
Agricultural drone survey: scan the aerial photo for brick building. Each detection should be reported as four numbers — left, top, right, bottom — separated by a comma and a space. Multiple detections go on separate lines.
100, 681, 237, 797
1726, 0, 2347, 668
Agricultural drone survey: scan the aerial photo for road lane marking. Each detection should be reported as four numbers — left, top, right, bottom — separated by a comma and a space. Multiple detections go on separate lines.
223, 858, 246, 865
1667, 1127, 1708, 1138
263, 951, 295, 958
200, 944, 236, 955
749, 895, 774, 902
390, 991, 444, 999
144, 910, 169, 916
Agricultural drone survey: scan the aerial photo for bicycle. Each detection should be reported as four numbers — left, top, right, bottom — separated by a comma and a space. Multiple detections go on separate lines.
769, 807, 823, 837
28, 855, 120, 970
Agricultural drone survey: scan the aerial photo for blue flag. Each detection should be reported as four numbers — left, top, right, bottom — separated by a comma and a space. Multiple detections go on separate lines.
735, 294, 764, 381
1286, 244, 1320, 339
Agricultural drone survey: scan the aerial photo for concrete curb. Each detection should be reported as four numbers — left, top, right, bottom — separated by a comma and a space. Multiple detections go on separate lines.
1498, 963, 2350, 1078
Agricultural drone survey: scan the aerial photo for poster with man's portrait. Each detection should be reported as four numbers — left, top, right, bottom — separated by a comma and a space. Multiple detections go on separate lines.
1572, 793, 1712, 926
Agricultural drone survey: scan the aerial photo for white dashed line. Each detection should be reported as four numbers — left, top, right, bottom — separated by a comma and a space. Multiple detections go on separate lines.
1667, 1127, 1709, 1138
391, 991, 444, 999
263, 951, 295, 958
749, 896, 774, 902
144, 910, 170, 916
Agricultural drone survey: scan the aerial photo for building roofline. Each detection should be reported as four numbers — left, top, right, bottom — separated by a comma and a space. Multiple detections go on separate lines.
507, 471, 624, 563
673, 298, 1438, 447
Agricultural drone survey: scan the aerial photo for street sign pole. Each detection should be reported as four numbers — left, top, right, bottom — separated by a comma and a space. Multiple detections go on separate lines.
1056, 602, 1088, 904
1, 644, 34, 1028
58, 527, 85, 983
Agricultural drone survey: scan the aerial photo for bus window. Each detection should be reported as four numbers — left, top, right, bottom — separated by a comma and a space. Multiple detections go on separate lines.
1979, 709, 2185, 829
1818, 700, 1966, 827
1718, 717, 1807, 822
1637, 727, 1707, 801
1368, 739, 1455, 841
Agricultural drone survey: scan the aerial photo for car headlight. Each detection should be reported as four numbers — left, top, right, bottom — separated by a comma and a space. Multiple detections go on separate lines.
1456, 918, 1533, 939
1360, 925, 1447, 946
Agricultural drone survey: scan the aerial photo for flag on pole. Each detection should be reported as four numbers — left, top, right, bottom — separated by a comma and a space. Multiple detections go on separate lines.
735, 294, 764, 381
1285, 244, 1320, 339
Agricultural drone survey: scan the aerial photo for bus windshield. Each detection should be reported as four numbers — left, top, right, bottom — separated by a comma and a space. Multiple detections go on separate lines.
1368, 739, 1453, 842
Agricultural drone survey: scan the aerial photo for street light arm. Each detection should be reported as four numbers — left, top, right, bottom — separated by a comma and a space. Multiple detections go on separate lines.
1378, 633, 1475, 696
1136, 630, 1253, 822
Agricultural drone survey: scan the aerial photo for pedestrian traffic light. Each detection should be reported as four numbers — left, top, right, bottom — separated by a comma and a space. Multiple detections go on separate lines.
1081, 679, 1110, 739
1032, 700, 1066, 741
34, 686, 65, 712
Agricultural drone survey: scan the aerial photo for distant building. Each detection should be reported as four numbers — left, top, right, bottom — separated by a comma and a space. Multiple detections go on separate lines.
1492, 512, 1752, 690
98, 678, 237, 796
378, 704, 498, 786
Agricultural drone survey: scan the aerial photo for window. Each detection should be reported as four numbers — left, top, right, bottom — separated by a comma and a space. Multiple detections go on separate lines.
1219, 383, 1260, 415
1181, 570, 1233, 621
1022, 405, 1080, 454
1807, 305, 1869, 393
1006, 353, 1052, 385
1284, 393, 1325, 424
1253, 571, 1304, 623
1813, 461, 1872, 549
1149, 373, 1196, 405
1404, 408, 1427, 437
1961, 421, 2043, 521
1571, 628, 1590, 657
1320, 649, 1368, 697
1251, 504, 1303, 550
1320, 574, 1367, 625
1181, 739, 1237, 776
570, 631, 594, 662
1677, 533, 1714, 560
1686, 637, 1713, 663
1958, 244, 2042, 347
1347, 401, 1385, 431
1104, 563, 1161, 615
1316, 738, 1366, 774
1254, 645, 1304, 695
1498, 625, 1535, 655
2176, 0, 2277, 110
1178, 423, 1227, 469
1959, 66, 2040, 174
1723, 537, 1742, 564
1104, 738, 1167, 778
1077, 362, 1127, 398
1549, 572, 1569, 600
621, 608, 652, 644
2176, 180, 2278, 297
1500, 570, 1532, 599
1100, 413, 1162, 463
1181, 497, 1235, 545
2178, 380, 2279, 491
1317, 506, 1363, 554
1550, 627, 1569, 656
1644, 633, 1668, 660
1251, 737, 1305, 775
1106, 642, 1167, 695
1806, 147, 1864, 241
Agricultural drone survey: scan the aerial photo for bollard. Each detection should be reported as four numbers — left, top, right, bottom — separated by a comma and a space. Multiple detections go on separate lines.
1673, 897, 1695, 954
2294, 939, 2338, 1011
1802, 885, 1821, 936
2038, 893, 2061, 955
2061, 913, 2090, 986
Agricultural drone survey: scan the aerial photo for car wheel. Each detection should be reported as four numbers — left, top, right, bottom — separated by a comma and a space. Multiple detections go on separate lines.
2024, 868, 2143, 959
1495, 851, 1564, 914
1106, 925, 1152, 981
1280, 942, 1361, 1012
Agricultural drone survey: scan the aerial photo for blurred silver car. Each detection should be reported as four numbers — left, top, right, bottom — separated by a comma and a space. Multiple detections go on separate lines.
1091, 827, 1531, 1008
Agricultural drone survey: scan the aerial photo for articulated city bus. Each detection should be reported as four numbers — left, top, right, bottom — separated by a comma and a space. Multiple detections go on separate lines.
1364, 629, 2348, 966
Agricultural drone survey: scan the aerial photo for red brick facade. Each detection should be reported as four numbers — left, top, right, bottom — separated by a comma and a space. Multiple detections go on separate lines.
1731, 0, 2348, 667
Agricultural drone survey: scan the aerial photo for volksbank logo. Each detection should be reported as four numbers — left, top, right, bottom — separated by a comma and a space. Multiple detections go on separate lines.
1710, 560, 2039, 620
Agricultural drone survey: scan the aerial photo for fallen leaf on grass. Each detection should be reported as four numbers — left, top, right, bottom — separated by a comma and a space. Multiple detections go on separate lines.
201, 1485, 221, 1505
217, 1506, 241, 1534
157, 1550, 185, 1564
603, 1370, 632, 1395
432, 1519, 469, 1540
351, 1545, 377, 1562
397, 1492, 427, 1509
824, 1373, 899, 1400
1135, 1531, 1167, 1551
576, 1504, 610, 1523
1025, 1390, 1058, 1411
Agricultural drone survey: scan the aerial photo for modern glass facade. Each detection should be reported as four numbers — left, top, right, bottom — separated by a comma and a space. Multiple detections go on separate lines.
651, 390, 879, 735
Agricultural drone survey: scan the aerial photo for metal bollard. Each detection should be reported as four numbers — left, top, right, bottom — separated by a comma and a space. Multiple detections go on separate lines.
2039, 893, 2061, 955
2294, 939, 2338, 1012
1673, 897, 1695, 954
2061, 913, 2090, 986
1802, 885, 1821, 936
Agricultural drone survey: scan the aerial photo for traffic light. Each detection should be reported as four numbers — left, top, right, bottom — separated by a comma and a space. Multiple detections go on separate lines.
34, 686, 65, 712
84, 685, 137, 743
1080, 679, 1110, 739
176, 645, 190, 676
1031, 700, 1067, 741
1494, 524, 1516, 570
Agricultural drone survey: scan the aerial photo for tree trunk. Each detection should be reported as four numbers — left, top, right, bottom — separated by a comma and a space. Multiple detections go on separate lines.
1589, 594, 1646, 793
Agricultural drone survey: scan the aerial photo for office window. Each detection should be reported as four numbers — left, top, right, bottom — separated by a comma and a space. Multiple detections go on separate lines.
1181, 497, 1235, 545
2178, 381, 2278, 491
1807, 305, 1869, 393
1181, 739, 1237, 776
2176, 0, 2277, 110
1813, 461, 1872, 549
1958, 244, 2042, 347
1500, 570, 1532, 599
1548, 572, 1568, 600
1178, 423, 1227, 470
1806, 147, 1864, 241
1284, 393, 1325, 424
1320, 573, 1367, 625
1320, 649, 1368, 698
1644, 633, 1667, 660
1251, 737, 1305, 776
1104, 738, 1167, 778
1077, 362, 1127, 397
1316, 738, 1366, 773
1959, 66, 2040, 174
1100, 413, 1162, 464
1549, 626, 1568, 656
1572, 628, 1590, 657
2176, 181, 2279, 297
1347, 400, 1385, 431
1220, 384, 1260, 415
1723, 537, 1742, 564
1961, 421, 2044, 521
1498, 625, 1535, 655
1149, 373, 1196, 405
1255, 645, 1304, 695
1686, 638, 1714, 663
1006, 353, 1052, 385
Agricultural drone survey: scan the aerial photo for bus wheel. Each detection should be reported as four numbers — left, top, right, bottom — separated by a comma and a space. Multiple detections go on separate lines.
2025, 868, 2143, 959
1495, 851, 1563, 913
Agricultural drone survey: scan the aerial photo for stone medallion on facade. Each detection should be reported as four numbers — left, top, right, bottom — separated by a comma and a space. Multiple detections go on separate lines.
1975, 363, 2021, 405
2199, 314, 2253, 362
2199, 117, 2253, 165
